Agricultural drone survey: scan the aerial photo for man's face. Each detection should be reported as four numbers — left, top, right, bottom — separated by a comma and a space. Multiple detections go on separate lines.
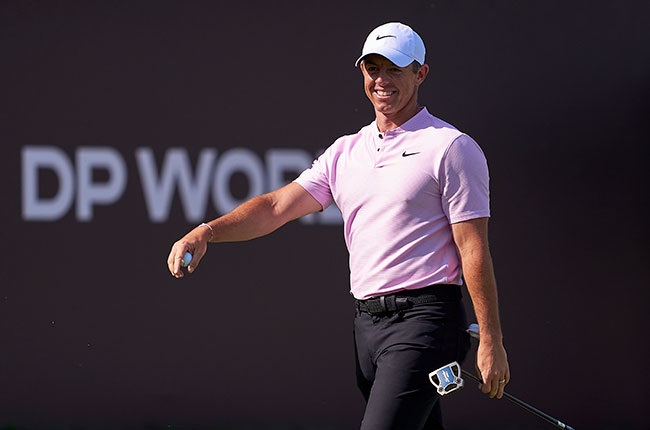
361, 54, 428, 118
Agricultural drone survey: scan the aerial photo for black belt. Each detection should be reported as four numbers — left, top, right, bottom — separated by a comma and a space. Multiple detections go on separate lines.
356, 284, 461, 316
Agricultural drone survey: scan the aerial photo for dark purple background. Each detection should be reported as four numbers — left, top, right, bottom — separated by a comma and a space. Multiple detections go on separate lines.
2, 1, 649, 429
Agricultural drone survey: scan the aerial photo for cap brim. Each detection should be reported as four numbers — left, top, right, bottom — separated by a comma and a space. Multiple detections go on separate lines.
355, 48, 415, 68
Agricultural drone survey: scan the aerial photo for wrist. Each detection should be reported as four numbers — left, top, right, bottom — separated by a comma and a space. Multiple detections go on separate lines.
478, 327, 503, 345
199, 222, 214, 241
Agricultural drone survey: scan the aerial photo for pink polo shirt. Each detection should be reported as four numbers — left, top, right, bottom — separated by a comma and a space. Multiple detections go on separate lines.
294, 108, 490, 300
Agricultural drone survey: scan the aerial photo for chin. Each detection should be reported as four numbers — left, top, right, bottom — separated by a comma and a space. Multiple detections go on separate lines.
375, 105, 395, 115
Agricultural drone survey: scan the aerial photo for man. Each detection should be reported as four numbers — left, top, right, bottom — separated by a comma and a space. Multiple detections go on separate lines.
167, 22, 509, 430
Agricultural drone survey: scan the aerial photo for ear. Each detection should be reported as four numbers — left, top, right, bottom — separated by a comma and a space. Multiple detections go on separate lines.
416, 64, 430, 85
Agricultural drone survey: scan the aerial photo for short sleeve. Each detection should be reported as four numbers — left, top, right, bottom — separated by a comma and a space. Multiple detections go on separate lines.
293, 149, 335, 210
440, 134, 491, 223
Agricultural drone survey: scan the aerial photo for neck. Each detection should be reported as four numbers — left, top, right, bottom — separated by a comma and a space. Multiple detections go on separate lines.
376, 104, 423, 133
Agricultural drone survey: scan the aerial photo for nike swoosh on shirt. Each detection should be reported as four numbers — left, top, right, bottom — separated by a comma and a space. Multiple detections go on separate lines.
402, 151, 421, 157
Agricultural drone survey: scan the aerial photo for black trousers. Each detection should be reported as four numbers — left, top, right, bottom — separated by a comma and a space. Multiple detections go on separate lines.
353, 286, 471, 430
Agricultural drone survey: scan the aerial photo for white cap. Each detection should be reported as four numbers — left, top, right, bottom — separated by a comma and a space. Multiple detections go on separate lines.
355, 22, 426, 68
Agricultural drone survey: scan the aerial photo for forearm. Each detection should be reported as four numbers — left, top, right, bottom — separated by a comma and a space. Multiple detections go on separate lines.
205, 182, 321, 242
168, 183, 321, 278
460, 245, 503, 344
451, 218, 503, 342
451, 218, 509, 397
205, 193, 287, 243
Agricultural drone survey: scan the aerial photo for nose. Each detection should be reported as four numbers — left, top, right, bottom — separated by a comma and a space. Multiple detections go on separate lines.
374, 71, 390, 86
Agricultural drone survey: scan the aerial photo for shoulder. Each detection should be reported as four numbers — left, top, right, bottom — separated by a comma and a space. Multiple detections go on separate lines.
413, 110, 483, 157
320, 122, 373, 156
406, 109, 465, 144
445, 134, 485, 160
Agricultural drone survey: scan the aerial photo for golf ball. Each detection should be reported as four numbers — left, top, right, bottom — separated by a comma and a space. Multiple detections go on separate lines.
181, 251, 193, 267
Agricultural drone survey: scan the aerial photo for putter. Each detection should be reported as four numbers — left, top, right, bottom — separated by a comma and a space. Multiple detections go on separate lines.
428, 323, 576, 430
428, 361, 464, 396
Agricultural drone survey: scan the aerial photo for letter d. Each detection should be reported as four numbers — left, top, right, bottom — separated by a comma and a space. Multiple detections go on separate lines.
22, 146, 74, 221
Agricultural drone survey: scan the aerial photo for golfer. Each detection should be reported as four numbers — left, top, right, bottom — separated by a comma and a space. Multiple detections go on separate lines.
168, 22, 510, 430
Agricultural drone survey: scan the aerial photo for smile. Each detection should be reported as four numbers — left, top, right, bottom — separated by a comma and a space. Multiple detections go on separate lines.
375, 90, 395, 97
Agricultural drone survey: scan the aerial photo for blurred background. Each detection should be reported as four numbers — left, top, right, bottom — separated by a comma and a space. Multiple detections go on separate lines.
1, 1, 648, 429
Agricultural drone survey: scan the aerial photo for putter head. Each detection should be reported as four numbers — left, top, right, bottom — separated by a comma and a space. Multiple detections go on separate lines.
429, 361, 464, 395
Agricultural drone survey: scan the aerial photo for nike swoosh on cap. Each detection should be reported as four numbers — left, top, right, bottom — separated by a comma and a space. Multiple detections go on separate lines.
402, 151, 421, 157
376, 35, 396, 40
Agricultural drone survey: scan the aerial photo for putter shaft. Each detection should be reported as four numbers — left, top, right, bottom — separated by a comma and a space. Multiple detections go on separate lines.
461, 370, 575, 430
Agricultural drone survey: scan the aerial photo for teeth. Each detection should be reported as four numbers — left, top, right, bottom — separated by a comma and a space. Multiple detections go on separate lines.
376, 91, 394, 96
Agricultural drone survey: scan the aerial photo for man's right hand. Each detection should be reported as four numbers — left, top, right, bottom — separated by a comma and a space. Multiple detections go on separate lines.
167, 223, 213, 278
